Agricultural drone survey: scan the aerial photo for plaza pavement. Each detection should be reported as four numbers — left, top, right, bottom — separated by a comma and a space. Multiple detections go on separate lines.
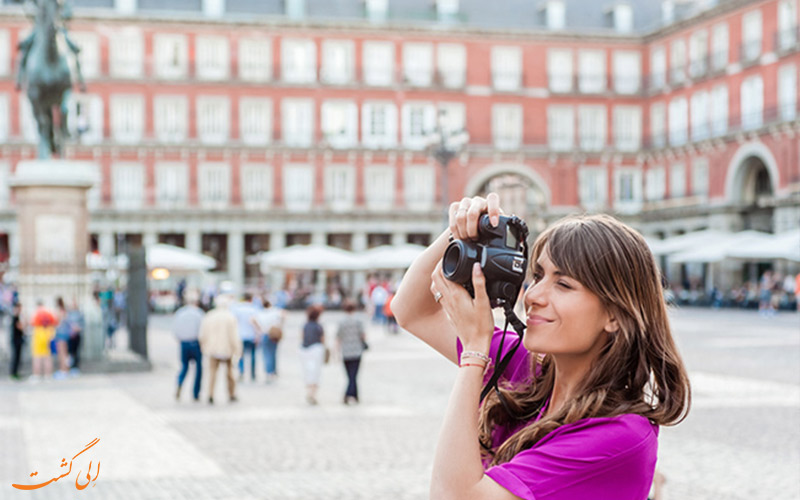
0, 308, 798, 500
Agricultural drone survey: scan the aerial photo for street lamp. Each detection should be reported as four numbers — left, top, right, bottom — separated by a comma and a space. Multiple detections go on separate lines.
427, 109, 469, 228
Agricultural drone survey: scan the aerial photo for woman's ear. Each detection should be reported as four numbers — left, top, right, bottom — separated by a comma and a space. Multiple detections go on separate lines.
603, 315, 620, 334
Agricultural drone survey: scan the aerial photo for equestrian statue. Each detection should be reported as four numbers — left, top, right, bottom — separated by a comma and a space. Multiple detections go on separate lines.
15, 0, 86, 159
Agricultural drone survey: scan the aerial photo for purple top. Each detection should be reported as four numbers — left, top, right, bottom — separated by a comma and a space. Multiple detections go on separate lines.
457, 328, 657, 500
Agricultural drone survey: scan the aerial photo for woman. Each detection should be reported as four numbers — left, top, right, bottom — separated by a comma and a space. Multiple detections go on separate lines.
392, 193, 691, 500
54, 297, 71, 378
300, 304, 326, 405
253, 297, 284, 383
335, 299, 367, 404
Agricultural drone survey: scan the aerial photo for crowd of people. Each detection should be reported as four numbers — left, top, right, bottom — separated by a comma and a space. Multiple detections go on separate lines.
667, 270, 800, 312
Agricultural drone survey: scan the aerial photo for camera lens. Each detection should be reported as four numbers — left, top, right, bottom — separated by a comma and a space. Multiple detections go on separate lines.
443, 240, 479, 284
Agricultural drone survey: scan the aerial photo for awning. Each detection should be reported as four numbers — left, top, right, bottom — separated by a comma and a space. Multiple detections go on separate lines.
647, 229, 730, 256
358, 243, 426, 270
727, 228, 800, 262
670, 230, 776, 263
259, 244, 364, 272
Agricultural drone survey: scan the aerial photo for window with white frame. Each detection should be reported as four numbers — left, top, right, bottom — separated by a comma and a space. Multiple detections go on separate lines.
578, 167, 607, 208
196, 35, 230, 81
110, 28, 143, 78
366, 0, 388, 21
324, 165, 355, 211
155, 163, 188, 207
0, 30, 9, 77
240, 164, 273, 209
710, 85, 728, 136
403, 166, 435, 210
436, 44, 466, 88
281, 38, 316, 84
437, 0, 459, 18
493, 104, 523, 150
547, 105, 573, 151
154, 34, 188, 79
364, 166, 395, 210
0, 94, 7, 142
363, 41, 394, 86
239, 97, 272, 145
614, 168, 642, 213
283, 165, 314, 211
740, 75, 763, 130
286, 0, 306, 19
545, 0, 565, 30
645, 166, 666, 201
689, 30, 708, 78
69, 32, 99, 80
670, 39, 686, 85
68, 94, 103, 145
578, 50, 605, 93
692, 158, 709, 197
321, 40, 354, 84
112, 163, 145, 210
321, 100, 358, 148
362, 101, 398, 148
548, 49, 573, 93
779, 64, 797, 121
711, 23, 728, 71
668, 97, 688, 146
742, 9, 762, 62
670, 163, 686, 198
613, 50, 640, 94
238, 38, 272, 82
403, 43, 433, 87
491, 46, 522, 91
111, 94, 144, 144
650, 102, 666, 148
690, 91, 710, 142
154, 95, 188, 143
197, 96, 230, 144
438, 102, 466, 135
281, 98, 314, 147
198, 163, 230, 208
19, 96, 38, 143
402, 102, 436, 149
614, 106, 641, 152
578, 105, 606, 151
778, 0, 798, 51
613, 3, 633, 33
0, 162, 9, 207
650, 46, 666, 90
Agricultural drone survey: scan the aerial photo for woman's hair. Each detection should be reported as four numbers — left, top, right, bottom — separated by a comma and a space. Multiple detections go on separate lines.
56, 296, 65, 310
342, 299, 357, 313
479, 213, 691, 466
306, 304, 323, 321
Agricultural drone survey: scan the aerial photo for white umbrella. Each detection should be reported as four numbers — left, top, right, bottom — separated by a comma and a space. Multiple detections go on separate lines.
359, 243, 426, 270
259, 244, 364, 273
670, 230, 775, 263
647, 229, 730, 256
727, 228, 800, 262
145, 243, 216, 272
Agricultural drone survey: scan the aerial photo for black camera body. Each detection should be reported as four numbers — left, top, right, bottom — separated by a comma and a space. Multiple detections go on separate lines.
442, 214, 529, 309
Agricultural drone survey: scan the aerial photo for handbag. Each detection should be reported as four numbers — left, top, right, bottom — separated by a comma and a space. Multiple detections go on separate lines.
267, 325, 283, 342
361, 338, 369, 351
323, 345, 331, 364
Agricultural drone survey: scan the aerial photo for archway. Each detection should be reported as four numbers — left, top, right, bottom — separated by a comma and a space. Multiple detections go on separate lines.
731, 155, 775, 232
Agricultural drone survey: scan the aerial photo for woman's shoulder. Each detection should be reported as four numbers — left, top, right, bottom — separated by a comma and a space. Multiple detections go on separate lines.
537, 414, 658, 457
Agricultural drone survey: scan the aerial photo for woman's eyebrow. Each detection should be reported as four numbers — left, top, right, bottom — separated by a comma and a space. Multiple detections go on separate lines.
534, 261, 566, 276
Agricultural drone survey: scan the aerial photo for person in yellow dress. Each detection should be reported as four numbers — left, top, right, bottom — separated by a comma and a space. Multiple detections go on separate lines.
30, 300, 57, 381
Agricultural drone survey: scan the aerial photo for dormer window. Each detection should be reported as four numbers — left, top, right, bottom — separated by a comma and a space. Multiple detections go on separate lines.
437, 0, 459, 21
286, 0, 306, 20
662, 1, 675, 25
545, 0, 566, 30
366, 0, 388, 22
613, 3, 633, 32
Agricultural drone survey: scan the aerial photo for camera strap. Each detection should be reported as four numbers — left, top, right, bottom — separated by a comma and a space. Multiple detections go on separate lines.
479, 299, 527, 409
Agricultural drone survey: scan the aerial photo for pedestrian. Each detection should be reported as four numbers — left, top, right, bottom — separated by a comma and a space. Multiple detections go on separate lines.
392, 193, 691, 500
199, 295, 241, 404
384, 288, 398, 334
253, 297, 284, 383
300, 304, 326, 405
65, 299, 85, 375
758, 270, 774, 316
370, 281, 388, 324
29, 300, 57, 382
53, 297, 71, 379
335, 299, 367, 404
233, 292, 259, 382
9, 302, 25, 381
173, 290, 205, 402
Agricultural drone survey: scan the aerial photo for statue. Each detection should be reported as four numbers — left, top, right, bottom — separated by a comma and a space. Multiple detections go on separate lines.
15, 0, 86, 159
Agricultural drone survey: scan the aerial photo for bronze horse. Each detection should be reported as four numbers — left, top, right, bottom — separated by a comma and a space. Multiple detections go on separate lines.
15, 0, 85, 159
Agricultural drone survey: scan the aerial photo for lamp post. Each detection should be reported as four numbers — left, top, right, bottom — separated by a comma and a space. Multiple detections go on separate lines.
427, 109, 469, 228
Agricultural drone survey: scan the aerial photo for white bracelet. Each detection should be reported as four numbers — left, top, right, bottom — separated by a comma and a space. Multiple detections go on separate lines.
461, 350, 490, 365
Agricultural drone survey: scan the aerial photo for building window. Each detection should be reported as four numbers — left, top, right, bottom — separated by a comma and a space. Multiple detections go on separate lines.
692, 158, 709, 197
240, 164, 273, 209
239, 97, 272, 145
578, 167, 606, 209
740, 75, 763, 130
404, 166, 435, 210
321, 100, 358, 148
547, 105, 573, 151
493, 104, 523, 150
548, 49, 573, 93
68, 94, 103, 145
321, 40, 354, 84
689, 30, 708, 79
613, 50, 640, 95
436, 44, 466, 88
196, 35, 230, 81
779, 64, 797, 121
238, 38, 272, 82
670, 163, 686, 198
578, 105, 606, 151
614, 168, 642, 213
650, 46, 666, 90
438, 102, 466, 135
613, 3, 633, 33
437, 0, 459, 19
281, 38, 316, 84
155, 163, 188, 207
154, 34, 188, 80
613, 106, 641, 152
198, 163, 230, 208
365, 0, 388, 21
281, 98, 314, 147
690, 91, 710, 142
364, 166, 394, 210
0, 94, 8, 142
778, 1, 798, 52
112, 163, 144, 210
110, 28, 143, 78
111, 94, 144, 144
0, 162, 9, 207
670, 39, 686, 86
545, 0, 565, 30
402, 102, 436, 150
362, 101, 398, 148
324, 165, 355, 211
154, 96, 187, 143
645, 166, 666, 201
578, 50, 605, 93
650, 102, 666, 148
710, 85, 728, 136
668, 97, 688, 146
283, 165, 314, 211
491, 46, 522, 91
69, 32, 100, 80
286, 0, 306, 19
0, 30, 9, 77
741, 9, 762, 63
197, 96, 230, 144
19, 96, 38, 143
711, 23, 728, 71
403, 42, 434, 87
363, 41, 394, 86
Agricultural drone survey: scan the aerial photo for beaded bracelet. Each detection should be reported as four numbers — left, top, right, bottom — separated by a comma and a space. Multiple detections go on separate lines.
461, 350, 491, 364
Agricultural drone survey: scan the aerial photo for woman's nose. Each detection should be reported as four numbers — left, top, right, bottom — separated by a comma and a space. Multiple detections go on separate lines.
524, 281, 547, 308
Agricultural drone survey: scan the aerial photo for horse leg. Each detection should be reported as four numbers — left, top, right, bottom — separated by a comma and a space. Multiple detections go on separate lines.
30, 99, 52, 159
60, 89, 71, 141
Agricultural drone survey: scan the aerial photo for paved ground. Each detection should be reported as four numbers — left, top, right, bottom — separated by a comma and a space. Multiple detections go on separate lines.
0, 307, 798, 500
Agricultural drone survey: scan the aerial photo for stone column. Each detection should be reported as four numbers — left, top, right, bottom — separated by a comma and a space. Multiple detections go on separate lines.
352, 232, 368, 302
98, 232, 115, 257
312, 231, 327, 296
227, 230, 244, 293
269, 230, 286, 292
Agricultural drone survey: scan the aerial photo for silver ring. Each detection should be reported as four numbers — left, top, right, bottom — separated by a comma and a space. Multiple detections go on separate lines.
433, 291, 443, 303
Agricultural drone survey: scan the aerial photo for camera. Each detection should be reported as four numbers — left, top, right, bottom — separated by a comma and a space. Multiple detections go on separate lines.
442, 214, 529, 309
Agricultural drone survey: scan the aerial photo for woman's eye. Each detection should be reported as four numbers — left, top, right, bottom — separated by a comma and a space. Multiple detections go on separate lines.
532, 272, 543, 282
557, 281, 572, 289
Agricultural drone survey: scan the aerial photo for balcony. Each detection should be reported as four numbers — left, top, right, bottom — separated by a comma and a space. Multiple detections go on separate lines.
739, 39, 762, 66
775, 26, 799, 55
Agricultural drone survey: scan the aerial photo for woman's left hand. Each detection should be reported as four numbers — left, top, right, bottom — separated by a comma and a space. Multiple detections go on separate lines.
430, 261, 494, 354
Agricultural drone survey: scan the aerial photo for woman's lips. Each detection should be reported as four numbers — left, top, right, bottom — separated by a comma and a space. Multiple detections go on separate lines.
527, 315, 553, 326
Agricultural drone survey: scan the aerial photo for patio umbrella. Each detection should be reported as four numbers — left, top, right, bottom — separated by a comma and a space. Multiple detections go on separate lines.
647, 229, 730, 256
670, 230, 775, 263
259, 244, 364, 273
359, 243, 426, 270
727, 228, 800, 262
145, 244, 217, 272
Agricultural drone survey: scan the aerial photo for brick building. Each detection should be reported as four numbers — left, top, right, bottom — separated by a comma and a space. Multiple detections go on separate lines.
0, 0, 797, 292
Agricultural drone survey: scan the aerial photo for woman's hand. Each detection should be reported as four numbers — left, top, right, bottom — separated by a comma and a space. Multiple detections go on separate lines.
449, 193, 502, 241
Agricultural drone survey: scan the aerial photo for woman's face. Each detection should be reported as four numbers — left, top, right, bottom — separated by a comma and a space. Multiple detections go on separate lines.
522, 249, 616, 361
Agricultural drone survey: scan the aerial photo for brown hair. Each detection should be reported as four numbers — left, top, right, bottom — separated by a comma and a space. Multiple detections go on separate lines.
479, 214, 691, 465
342, 299, 357, 313
306, 304, 323, 321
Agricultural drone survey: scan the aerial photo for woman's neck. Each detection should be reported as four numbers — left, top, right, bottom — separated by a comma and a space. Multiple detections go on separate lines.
545, 355, 593, 417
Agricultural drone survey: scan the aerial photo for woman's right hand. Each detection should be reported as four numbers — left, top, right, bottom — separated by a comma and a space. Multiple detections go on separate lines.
448, 192, 503, 240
